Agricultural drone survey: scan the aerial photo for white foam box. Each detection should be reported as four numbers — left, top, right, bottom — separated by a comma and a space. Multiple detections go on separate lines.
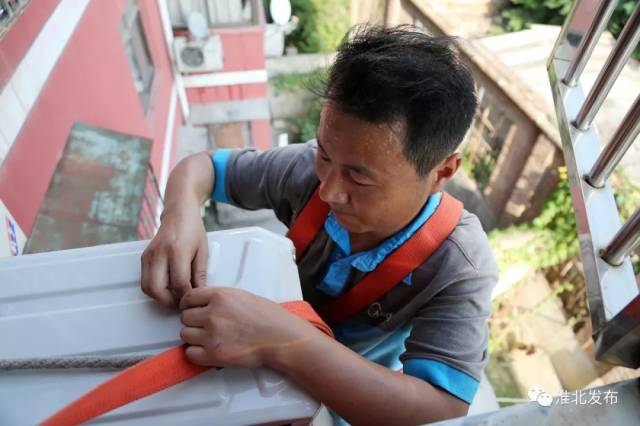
0, 227, 324, 425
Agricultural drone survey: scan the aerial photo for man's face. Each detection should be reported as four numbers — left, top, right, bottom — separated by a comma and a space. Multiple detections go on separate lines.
315, 103, 438, 239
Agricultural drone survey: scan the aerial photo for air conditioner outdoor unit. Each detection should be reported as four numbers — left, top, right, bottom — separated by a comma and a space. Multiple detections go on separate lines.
173, 35, 223, 73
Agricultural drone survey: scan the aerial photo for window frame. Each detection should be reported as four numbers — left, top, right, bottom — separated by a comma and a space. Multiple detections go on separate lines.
0, 0, 32, 39
120, 0, 155, 112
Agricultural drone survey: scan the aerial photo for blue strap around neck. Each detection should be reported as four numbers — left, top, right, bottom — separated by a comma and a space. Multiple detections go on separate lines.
317, 192, 443, 297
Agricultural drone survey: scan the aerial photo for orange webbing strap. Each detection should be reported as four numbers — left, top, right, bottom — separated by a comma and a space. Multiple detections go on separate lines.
287, 188, 330, 262
40, 300, 333, 426
318, 193, 463, 324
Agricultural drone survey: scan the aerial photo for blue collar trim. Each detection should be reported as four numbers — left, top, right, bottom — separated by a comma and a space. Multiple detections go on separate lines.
317, 192, 443, 297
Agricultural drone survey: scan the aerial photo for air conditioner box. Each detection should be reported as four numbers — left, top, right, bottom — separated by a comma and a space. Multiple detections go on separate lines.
173, 35, 223, 73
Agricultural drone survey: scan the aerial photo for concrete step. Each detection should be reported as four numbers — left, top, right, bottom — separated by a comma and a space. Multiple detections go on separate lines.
266, 53, 334, 78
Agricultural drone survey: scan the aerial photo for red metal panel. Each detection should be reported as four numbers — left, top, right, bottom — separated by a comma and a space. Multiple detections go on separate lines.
183, 26, 267, 105
251, 119, 271, 150
186, 88, 202, 103
214, 28, 265, 72
237, 31, 265, 70
241, 82, 268, 99
230, 84, 242, 100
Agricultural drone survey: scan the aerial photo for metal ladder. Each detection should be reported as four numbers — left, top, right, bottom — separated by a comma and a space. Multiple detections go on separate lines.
547, 0, 640, 369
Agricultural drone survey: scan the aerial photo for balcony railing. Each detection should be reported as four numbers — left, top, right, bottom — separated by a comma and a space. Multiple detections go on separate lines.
137, 163, 164, 241
548, 0, 640, 368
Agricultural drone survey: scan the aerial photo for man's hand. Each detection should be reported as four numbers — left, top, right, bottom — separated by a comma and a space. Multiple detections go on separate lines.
140, 152, 215, 307
141, 205, 208, 307
179, 287, 320, 368
178, 288, 468, 425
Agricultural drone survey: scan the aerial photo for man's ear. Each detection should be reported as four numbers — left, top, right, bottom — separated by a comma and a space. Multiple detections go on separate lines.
433, 153, 461, 190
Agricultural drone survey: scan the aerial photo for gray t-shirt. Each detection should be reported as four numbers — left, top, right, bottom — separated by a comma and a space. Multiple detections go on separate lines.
212, 140, 498, 404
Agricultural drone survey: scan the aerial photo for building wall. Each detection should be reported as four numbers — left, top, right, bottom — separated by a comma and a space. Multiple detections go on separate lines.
182, 25, 270, 149
0, 0, 180, 236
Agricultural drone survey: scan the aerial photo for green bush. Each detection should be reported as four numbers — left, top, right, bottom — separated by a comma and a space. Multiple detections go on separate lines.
490, 166, 640, 273
499, 0, 640, 59
462, 146, 497, 190
286, 0, 351, 53
271, 68, 327, 142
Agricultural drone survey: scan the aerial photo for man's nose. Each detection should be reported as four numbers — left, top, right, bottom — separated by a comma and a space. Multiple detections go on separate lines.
319, 169, 349, 205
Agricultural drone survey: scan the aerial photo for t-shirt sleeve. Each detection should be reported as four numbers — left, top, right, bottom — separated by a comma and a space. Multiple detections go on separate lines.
400, 232, 497, 404
210, 141, 319, 226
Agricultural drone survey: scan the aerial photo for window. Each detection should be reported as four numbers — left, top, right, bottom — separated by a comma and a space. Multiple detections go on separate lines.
0, 0, 31, 38
167, 0, 258, 29
121, 0, 154, 111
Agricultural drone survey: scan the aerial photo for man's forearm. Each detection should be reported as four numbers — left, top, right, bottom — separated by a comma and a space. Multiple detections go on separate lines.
162, 152, 215, 216
268, 332, 468, 425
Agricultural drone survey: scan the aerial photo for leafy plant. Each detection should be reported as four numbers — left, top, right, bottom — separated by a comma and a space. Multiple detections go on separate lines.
271, 68, 327, 143
489, 166, 578, 271
462, 146, 497, 190
271, 68, 327, 94
490, 166, 640, 274
286, 0, 351, 53
289, 97, 323, 142
499, 0, 640, 59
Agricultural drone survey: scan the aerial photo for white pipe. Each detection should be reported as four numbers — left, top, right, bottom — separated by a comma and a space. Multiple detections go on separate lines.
156, 0, 190, 120
182, 69, 268, 88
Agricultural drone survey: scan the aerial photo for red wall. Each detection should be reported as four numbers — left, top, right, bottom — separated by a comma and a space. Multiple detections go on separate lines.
185, 29, 267, 103
0, 0, 179, 234
184, 27, 271, 149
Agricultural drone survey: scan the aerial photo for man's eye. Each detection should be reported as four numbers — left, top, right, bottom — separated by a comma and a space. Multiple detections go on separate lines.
350, 174, 374, 187
320, 155, 330, 162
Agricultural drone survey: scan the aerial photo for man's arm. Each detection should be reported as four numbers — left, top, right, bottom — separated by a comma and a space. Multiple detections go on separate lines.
141, 152, 214, 306
162, 152, 215, 211
270, 326, 469, 424
179, 287, 469, 425
142, 144, 319, 306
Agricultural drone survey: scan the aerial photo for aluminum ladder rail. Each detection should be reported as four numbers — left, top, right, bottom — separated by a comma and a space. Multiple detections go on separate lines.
548, 0, 640, 368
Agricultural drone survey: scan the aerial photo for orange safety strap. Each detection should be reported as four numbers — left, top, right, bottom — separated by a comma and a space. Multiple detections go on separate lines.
288, 191, 463, 325
41, 300, 333, 426
287, 188, 331, 262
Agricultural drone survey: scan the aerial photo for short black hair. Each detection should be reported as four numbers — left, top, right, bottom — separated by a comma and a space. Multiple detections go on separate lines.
323, 25, 477, 176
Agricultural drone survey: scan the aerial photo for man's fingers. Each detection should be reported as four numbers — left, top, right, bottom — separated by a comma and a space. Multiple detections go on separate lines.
191, 241, 208, 288
180, 287, 214, 310
140, 253, 151, 295
146, 254, 175, 307
181, 306, 208, 327
169, 252, 192, 300
185, 345, 210, 366
180, 326, 208, 345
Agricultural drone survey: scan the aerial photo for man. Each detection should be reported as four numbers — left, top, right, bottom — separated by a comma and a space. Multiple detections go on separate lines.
141, 25, 497, 425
